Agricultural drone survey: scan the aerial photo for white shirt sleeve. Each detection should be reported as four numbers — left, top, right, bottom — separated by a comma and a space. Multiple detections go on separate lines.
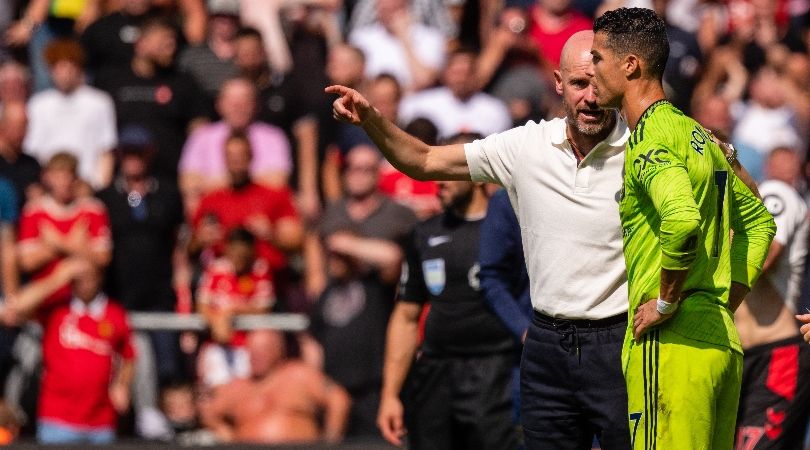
23, 96, 45, 159
96, 91, 118, 152
759, 180, 807, 245
463, 124, 529, 188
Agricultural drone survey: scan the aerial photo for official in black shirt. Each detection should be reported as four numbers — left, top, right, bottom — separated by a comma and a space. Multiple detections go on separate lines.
377, 134, 518, 450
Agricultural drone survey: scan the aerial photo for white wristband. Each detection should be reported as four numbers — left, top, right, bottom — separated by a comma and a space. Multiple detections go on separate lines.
656, 298, 679, 315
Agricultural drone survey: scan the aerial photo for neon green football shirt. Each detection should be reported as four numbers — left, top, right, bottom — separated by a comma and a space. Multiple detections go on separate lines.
619, 100, 775, 353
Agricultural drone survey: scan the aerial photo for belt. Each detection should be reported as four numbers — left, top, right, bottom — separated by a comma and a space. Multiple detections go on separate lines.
532, 311, 627, 329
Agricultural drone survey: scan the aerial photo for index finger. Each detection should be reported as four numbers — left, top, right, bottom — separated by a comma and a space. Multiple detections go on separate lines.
325, 85, 351, 96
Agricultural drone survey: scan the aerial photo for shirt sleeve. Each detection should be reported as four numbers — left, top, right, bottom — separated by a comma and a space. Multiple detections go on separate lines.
729, 174, 777, 288
463, 125, 527, 188
89, 208, 112, 251
632, 143, 702, 270
759, 181, 805, 246
96, 93, 118, 151
178, 128, 207, 173
479, 191, 531, 341
398, 229, 427, 304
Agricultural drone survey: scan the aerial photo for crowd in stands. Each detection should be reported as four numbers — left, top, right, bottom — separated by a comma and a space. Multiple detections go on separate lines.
0, 0, 808, 445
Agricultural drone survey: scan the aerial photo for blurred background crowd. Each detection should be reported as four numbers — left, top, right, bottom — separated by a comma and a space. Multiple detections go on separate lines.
0, 0, 808, 446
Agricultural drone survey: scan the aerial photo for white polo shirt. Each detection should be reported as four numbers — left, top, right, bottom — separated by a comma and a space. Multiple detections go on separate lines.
465, 116, 630, 319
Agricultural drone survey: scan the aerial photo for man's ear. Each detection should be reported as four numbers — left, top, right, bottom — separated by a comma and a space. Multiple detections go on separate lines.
553, 70, 564, 96
624, 54, 641, 79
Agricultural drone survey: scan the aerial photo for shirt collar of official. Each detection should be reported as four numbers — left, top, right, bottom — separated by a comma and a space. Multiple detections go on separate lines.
70, 293, 108, 319
550, 111, 629, 156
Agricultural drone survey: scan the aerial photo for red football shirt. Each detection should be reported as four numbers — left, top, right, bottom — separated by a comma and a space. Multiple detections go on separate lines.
197, 257, 274, 345
18, 196, 111, 304
38, 296, 135, 429
193, 183, 299, 270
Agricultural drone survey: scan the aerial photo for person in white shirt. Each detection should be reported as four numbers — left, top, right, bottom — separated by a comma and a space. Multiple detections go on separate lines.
398, 49, 512, 139
329, 31, 634, 449
24, 39, 117, 189
737, 149, 810, 450
348, 0, 445, 92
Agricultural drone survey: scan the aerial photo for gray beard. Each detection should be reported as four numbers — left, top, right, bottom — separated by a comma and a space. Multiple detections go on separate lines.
568, 110, 615, 136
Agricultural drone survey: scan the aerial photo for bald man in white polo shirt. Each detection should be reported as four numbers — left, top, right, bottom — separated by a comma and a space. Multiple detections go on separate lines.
327, 31, 632, 449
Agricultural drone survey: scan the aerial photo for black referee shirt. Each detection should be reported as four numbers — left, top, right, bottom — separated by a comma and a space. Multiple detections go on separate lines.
399, 211, 515, 357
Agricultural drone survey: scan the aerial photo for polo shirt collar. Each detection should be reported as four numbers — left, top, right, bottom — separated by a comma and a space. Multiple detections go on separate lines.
70, 294, 108, 319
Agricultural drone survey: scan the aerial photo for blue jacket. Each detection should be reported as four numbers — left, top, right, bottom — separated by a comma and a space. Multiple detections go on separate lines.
479, 189, 532, 342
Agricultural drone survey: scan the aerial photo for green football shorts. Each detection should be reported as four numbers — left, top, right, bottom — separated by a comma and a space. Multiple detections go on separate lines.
623, 327, 743, 450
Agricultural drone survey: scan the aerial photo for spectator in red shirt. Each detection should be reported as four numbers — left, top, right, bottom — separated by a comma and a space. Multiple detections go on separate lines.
190, 132, 303, 275
527, 0, 592, 70
18, 152, 112, 305
1, 258, 135, 444
197, 228, 275, 386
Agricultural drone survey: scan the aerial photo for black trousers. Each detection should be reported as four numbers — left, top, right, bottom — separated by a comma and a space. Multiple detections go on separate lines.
521, 311, 631, 450
402, 352, 518, 450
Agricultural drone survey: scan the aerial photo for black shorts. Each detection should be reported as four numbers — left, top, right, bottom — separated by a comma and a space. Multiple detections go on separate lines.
736, 335, 810, 450
401, 352, 518, 450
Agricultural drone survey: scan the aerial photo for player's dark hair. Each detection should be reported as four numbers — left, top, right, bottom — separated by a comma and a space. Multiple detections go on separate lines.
593, 8, 669, 79
227, 227, 256, 246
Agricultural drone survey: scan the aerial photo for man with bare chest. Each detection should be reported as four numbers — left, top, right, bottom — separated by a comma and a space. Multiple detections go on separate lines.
200, 329, 351, 444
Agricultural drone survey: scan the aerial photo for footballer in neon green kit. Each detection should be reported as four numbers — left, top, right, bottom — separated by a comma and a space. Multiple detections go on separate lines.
589, 8, 776, 450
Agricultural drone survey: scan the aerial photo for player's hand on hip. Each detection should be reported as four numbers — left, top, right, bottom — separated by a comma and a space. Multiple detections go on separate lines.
325, 85, 374, 126
796, 313, 810, 343
377, 394, 407, 446
633, 298, 672, 340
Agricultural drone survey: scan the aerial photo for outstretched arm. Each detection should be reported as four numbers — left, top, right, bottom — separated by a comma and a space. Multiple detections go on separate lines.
325, 85, 470, 181
2, 258, 89, 325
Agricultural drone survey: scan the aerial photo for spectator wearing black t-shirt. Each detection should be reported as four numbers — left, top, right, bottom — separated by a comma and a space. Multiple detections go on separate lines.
377, 134, 518, 450
81, 0, 153, 77
307, 144, 417, 438
0, 102, 41, 206
95, 17, 209, 183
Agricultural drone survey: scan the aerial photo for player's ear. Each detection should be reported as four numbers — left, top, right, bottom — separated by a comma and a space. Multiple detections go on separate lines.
623, 54, 641, 79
